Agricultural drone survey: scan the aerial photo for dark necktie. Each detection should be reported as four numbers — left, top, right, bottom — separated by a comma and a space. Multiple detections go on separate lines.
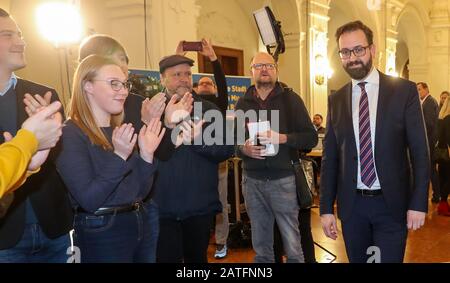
358, 82, 376, 188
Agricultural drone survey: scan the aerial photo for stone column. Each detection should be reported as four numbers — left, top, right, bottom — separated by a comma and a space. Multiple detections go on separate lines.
427, 0, 450, 96
385, 1, 403, 77
307, 0, 330, 120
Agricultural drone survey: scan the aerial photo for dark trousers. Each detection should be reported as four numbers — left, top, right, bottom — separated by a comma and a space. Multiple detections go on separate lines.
157, 214, 213, 263
431, 160, 440, 199
438, 161, 450, 201
74, 200, 159, 263
341, 194, 407, 263
312, 157, 321, 193
274, 208, 316, 263
0, 224, 70, 263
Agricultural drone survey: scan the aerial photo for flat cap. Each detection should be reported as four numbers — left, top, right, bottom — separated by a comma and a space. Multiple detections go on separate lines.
159, 55, 194, 74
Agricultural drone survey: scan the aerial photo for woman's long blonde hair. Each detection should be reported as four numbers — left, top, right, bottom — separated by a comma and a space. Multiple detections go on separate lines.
68, 55, 124, 150
439, 96, 450, 120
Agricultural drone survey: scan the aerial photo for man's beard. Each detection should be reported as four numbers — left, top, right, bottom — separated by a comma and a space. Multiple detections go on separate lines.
255, 80, 275, 90
197, 92, 215, 96
344, 56, 372, 80
167, 85, 191, 98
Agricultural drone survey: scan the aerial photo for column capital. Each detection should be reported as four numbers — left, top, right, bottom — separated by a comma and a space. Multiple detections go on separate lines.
430, 0, 449, 19
429, 0, 450, 28
105, 0, 150, 19
309, 0, 331, 24
386, 0, 404, 31
408, 63, 428, 73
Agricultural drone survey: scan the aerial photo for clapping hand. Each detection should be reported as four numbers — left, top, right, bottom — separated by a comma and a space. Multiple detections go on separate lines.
112, 123, 137, 161
138, 118, 166, 163
164, 92, 193, 128
23, 91, 52, 116
179, 119, 205, 145
141, 93, 167, 124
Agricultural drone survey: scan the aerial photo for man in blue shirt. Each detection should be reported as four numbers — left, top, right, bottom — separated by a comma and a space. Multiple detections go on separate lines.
0, 8, 72, 263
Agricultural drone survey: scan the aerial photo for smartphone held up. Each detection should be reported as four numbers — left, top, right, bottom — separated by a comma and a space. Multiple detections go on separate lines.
182, 41, 203, 52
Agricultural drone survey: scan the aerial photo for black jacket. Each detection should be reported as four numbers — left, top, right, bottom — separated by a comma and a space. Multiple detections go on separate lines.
422, 95, 439, 151
438, 115, 450, 149
153, 95, 234, 219
0, 79, 73, 249
197, 60, 228, 114
235, 83, 318, 180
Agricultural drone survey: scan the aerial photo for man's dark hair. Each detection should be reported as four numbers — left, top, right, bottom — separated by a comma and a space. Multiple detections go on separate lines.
441, 91, 449, 96
417, 82, 429, 90
335, 20, 374, 46
0, 8, 10, 17
314, 114, 323, 120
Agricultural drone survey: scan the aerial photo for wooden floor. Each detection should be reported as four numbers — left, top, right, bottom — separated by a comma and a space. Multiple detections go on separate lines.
207, 196, 450, 263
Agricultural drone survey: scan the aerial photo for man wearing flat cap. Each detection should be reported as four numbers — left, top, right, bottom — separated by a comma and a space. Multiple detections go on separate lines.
153, 53, 234, 263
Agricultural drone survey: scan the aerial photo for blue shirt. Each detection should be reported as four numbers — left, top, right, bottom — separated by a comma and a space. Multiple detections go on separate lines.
0, 73, 18, 96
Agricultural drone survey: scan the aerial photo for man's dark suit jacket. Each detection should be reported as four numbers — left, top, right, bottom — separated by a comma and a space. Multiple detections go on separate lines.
421, 95, 439, 152
0, 79, 73, 249
320, 71, 430, 222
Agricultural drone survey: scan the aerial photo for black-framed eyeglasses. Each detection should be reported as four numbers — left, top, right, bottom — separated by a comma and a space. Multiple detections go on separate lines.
92, 79, 132, 91
198, 81, 214, 87
251, 63, 277, 70
338, 45, 371, 59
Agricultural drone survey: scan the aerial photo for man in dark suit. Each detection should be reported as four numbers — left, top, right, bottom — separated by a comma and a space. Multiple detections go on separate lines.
417, 82, 440, 203
312, 114, 326, 135
320, 21, 429, 263
0, 8, 73, 262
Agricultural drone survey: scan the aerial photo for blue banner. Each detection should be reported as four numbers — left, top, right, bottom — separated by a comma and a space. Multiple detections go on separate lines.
129, 69, 251, 110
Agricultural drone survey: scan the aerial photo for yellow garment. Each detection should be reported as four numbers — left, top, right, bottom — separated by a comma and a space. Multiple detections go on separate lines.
0, 129, 38, 198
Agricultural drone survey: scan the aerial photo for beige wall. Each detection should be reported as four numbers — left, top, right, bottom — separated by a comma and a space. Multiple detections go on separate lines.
197, 0, 259, 77
197, 0, 304, 97
3, 0, 449, 112
271, 0, 301, 97
8, 0, 105, 105
7, 0, 260, 105
7, 0, 202, 104
328, 0, 381, 93
0, 0, 10, 12
10, 0, 75, 105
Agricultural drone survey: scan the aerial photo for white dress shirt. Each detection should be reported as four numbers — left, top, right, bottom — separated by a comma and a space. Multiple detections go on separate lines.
420, 94, 430, 105
351, 68, 381, 190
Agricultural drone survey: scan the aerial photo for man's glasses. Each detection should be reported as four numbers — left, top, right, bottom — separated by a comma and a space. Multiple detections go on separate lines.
199, 81, 214, 87
338, 45, 371, 59
92, 79, 132, 91
251, 63, 277, 70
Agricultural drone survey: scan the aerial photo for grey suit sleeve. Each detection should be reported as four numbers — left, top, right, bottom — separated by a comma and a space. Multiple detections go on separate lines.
319, 95, 338, 215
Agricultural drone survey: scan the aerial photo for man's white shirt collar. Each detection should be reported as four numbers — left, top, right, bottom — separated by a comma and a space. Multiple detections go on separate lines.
351, 68, 379, 89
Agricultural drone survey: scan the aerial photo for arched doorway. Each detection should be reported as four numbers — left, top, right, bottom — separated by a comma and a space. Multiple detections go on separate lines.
395, 3, 428, 83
